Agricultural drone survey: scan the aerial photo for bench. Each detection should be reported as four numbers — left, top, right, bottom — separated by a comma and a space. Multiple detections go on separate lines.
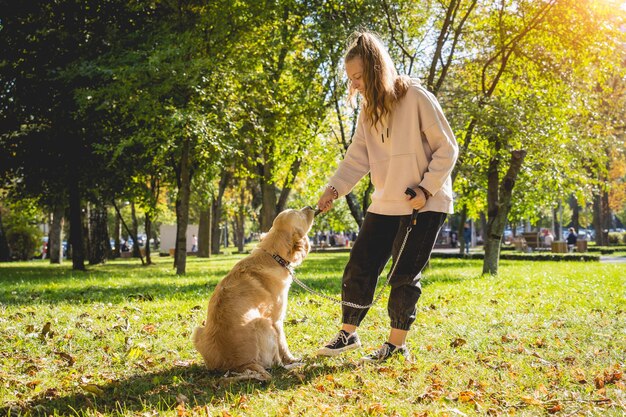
520, 232, 541, 250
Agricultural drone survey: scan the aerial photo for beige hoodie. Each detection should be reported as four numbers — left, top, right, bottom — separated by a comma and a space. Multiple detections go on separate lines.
328, 80, 458, 216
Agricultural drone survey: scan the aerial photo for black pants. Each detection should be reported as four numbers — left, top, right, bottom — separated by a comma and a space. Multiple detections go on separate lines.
341, 211, 446, 331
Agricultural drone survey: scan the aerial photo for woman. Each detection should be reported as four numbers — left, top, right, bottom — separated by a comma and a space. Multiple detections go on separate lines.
316, 32, 458, 363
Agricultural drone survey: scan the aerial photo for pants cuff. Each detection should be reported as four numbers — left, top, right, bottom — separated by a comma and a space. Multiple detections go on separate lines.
389, 320, 413, 331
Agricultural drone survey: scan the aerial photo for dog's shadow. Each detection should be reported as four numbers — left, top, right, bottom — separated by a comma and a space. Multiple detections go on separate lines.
2, 359, 354, 416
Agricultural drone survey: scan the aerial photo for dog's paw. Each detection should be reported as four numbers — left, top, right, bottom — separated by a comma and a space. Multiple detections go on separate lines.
224, 368, 271, 382
282, 361, 305, 370
282, 355, 301, 365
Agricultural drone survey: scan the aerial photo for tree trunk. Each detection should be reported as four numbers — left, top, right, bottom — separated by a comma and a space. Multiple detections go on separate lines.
569, 195, 580, 231
88, 201, 110, 265
174, 138, 192, 275
0, 209, 11, 261
48, 204, 64, 264
235, 187, 246, 252
112, 201, 145, 265
211, 174, 230, 254
593, 189, 611, 246
131, 202, 140, 258
345, 192, 364, 228
197, 204, 211, 258
112, 209, 121, 258
144, 212, 152, 265
552, 205, 561, 241
362, 178, 374, 217
483, 149, 527, 275
68, 180, 86, 271
277, 158, 301, 214
260, 180, 277, 233
458, 205, 468, 255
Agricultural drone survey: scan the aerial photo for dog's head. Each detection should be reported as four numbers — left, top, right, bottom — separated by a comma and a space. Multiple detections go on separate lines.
265, 207, 315, 266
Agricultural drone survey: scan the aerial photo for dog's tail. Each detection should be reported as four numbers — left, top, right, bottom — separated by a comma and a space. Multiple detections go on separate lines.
193, 325, 218, 368
192, 325, 206, 352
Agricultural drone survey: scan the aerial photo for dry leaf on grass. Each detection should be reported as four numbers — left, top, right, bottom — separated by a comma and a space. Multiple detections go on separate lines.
571, 368, 587, 384
81, 383, 104, 396
450, 338, 466, 348
54, 351, 75, 366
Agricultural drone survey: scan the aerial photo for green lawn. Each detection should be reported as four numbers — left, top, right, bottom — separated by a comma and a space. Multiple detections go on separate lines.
1, 254, 624, 416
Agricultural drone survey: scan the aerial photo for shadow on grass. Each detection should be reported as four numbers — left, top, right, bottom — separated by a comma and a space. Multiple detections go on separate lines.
0, 279, 228, 307
1, 360, 352, 416
0, 254, 482, 307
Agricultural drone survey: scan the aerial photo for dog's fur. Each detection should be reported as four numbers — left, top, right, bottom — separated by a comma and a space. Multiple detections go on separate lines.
193, 207, 315, 380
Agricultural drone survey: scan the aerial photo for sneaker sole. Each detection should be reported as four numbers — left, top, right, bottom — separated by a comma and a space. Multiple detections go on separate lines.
359, 353, 412, 364
315, 341, 361, 357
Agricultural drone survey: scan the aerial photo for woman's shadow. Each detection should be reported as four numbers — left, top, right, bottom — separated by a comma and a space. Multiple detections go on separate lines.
2, 359, 350, 416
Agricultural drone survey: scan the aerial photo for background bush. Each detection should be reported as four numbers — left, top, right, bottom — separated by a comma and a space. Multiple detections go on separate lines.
6, 225, 41, 260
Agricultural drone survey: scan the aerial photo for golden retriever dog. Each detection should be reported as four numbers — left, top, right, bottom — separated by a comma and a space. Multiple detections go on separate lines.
193, 207, 315, 380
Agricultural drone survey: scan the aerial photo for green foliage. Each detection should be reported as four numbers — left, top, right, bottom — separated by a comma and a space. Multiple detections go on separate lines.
0, 198, 44, 261
5, 226, 41, 261
608, 232, 626, 245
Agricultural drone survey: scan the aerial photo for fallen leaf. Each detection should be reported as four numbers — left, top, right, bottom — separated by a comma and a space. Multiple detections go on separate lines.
595, 375, 605, 389
521, 396, 542, 406
40, 322, 52, 338
26, 380, 42, 389
450, 338, 466, 348
563, 356, 576, 365
546, 403, 562, 414
43, 388, 59, 399
81, 384, 104, 396
54, 351, 75, 366
458, 390, 476, 403
287, 316, 308, 325
176, 393, 189, 404
501, 334, 515, 343
142, 324, 156, 334
571, 368, 587, 384
367, 402, 385, 415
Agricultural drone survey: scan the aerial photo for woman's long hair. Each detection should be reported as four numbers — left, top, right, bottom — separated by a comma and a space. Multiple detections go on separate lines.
345, 31, 411, 128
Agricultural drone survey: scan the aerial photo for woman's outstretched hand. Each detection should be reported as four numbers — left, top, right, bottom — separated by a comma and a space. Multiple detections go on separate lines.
317, 186, 337, 213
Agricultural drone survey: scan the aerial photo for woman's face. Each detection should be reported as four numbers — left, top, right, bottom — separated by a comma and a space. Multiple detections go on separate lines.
345, 57, 364, 94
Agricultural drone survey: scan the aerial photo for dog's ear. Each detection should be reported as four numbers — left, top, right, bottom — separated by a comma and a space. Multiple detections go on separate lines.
290, 234, 310, 266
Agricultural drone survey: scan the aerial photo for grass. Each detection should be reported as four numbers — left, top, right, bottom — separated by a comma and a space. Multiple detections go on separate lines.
0, 253, 624, 416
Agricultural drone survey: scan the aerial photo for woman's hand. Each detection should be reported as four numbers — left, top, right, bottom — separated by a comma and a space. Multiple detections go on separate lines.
406, 187, 428, 211
317, 186, 337, 213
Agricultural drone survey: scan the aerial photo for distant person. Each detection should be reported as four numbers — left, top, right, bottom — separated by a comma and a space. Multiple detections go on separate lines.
566, 227, 577, 251
463, 222, 471, 255
450, 231, 458, 248
121, 241, 130, 252
192, 234, 198, 252
543, 229, 554, 248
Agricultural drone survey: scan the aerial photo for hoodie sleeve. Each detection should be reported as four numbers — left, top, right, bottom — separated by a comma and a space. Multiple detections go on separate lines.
327, 111, 370, 197
416, 89, 458, 196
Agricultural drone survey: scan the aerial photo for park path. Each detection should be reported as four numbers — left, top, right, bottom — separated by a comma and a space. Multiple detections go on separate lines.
600, 256, 626, 264
431, 247, 626, 264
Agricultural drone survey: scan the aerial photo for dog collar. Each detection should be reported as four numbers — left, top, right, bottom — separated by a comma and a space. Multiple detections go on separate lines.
263, 249, 293, 273
271, 253, 291, 269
